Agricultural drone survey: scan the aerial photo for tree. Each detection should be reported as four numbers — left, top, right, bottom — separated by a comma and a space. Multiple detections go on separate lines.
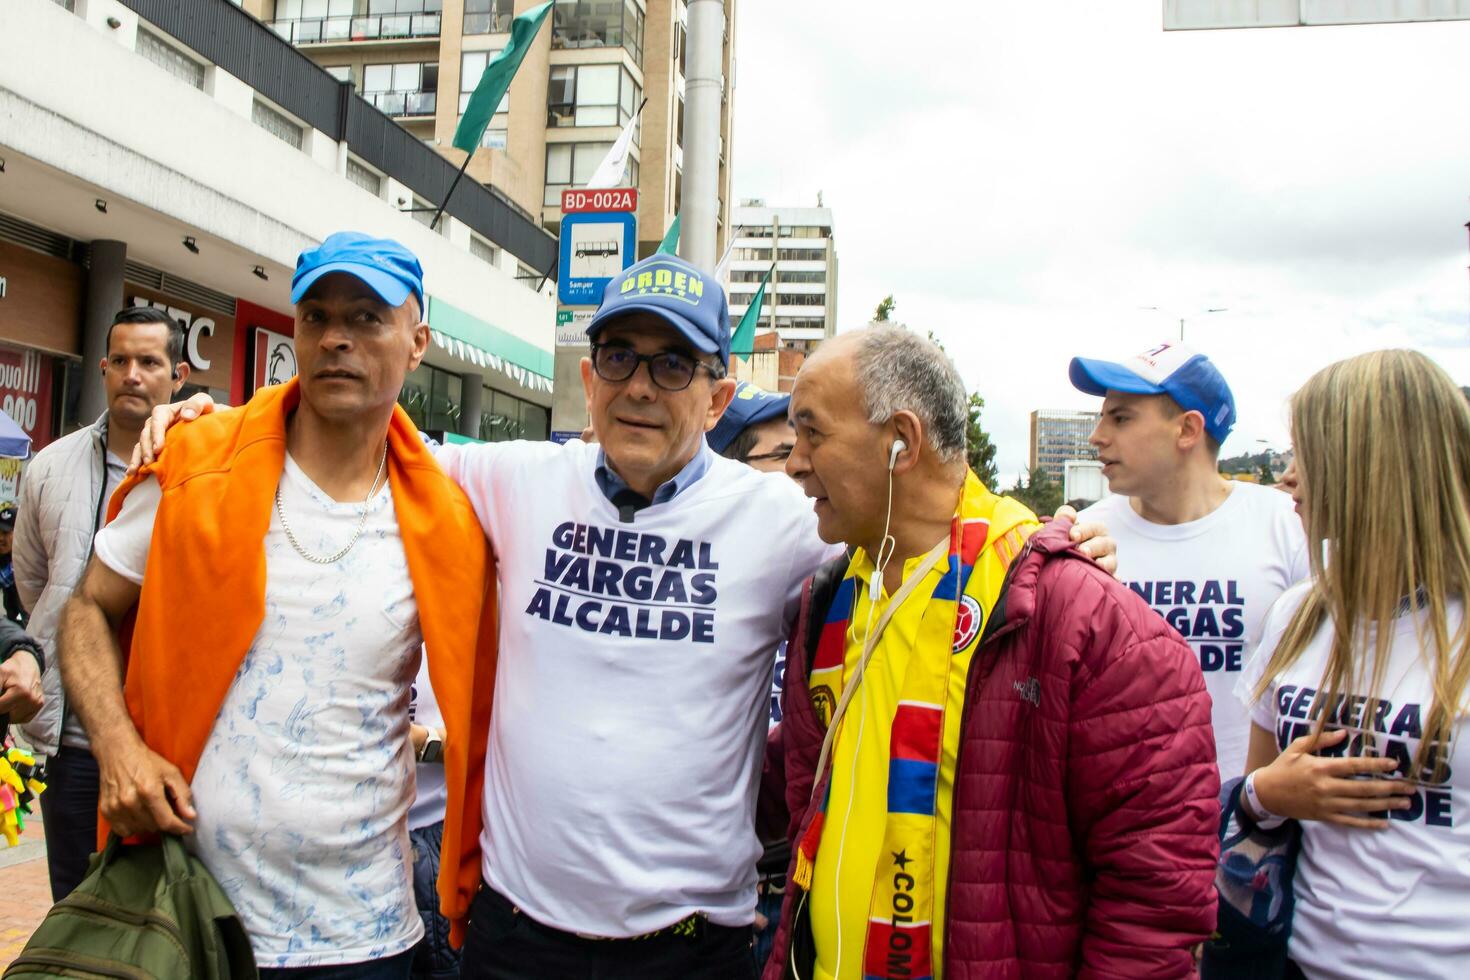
1258, 461, 1276, 485
965, 392, 999, 490
1004, 466, 1063, 518
873, 295, 896, 322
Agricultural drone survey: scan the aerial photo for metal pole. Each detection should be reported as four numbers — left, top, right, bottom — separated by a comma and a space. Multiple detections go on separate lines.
1180, 317, 1185, 342
429, 151, 475, 231
679, 0, 724, 270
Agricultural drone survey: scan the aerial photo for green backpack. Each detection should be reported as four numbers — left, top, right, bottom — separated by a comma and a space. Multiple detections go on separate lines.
5, 834, 257, 980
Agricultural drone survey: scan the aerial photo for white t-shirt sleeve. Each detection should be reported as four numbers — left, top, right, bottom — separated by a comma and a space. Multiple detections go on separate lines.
1236, 581, 1310, 730
92, 477, 163, 586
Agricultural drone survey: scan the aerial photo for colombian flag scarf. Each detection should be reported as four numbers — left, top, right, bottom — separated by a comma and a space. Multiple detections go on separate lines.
799, 472, 1036, 979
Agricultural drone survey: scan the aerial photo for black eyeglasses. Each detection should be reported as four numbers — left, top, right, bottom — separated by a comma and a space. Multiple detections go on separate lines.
745, 447, 793, 464
590, 343, 722, 392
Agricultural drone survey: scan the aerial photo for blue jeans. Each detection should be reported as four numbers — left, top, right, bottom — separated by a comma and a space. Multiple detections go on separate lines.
37, 745, 100, 902
751, 885, 782, 971
409, 821, 462, 980
258, 949, 413, 980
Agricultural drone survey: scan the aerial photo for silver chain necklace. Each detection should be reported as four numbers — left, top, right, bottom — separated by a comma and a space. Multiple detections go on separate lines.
275, 442, 389, 565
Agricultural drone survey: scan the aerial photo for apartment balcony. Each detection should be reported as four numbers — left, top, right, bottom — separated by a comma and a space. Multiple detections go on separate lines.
271, 13, 441, 46
364, 90, 437, 118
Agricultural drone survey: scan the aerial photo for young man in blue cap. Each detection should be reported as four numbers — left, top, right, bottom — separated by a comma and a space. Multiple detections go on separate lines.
1070, 341, 1307, 778
708, 381, 794, 473
59, 232, 497, 977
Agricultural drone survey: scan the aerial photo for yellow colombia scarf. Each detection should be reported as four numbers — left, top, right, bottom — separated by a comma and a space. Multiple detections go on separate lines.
800, 473, 1035, 979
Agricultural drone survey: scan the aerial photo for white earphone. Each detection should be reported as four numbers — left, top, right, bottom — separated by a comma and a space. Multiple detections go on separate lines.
888, 438, 907, 470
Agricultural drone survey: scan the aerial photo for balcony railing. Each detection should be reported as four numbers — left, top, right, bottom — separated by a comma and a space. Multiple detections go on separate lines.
271, 13, 441, 45
463, 11, 514, 34
365, 90, 437, 117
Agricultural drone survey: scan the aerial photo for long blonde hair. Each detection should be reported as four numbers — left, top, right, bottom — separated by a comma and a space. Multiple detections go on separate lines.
1255, 350, 1470, 781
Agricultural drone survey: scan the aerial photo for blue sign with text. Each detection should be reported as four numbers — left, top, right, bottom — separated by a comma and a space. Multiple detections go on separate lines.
558, 211, 637, 306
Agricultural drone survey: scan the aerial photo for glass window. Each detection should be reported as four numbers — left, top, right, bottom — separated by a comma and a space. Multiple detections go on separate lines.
547, 64, 639, 131
399, 363, 463, 434
363, 61, 438, 116
547, 65, 575, 126
544, 142, 628, 205
517, 263, 542, 292
571, 141, 613, 184
252, 100, 304, 149
346, 157, 382, 195
551, 0, 643, 65
575, 64, 619, 126
323, 64, 352, 82
464, 0, 513, 34
479, 388, 549, 442
459, 51, 510, 114
135, 30, 205, 90
470, 236, 500, 266
545, 144, 572, 185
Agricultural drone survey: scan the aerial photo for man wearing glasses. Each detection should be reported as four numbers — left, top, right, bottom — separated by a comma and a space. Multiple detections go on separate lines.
434, 253, 835, 978
708, 381, 796, 473
138, 253, 1113, 979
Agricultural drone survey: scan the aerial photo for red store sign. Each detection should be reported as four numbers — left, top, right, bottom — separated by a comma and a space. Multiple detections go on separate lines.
0, 343, 56, 452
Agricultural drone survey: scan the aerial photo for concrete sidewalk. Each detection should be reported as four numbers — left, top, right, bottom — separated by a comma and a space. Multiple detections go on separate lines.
0, 821, 50, 967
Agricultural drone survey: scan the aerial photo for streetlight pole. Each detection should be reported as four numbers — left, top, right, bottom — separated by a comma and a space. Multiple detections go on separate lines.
1140, 306, 1229, 343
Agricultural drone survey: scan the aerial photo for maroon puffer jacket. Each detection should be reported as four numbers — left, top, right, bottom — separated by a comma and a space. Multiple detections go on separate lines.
762, 520, 1220, 979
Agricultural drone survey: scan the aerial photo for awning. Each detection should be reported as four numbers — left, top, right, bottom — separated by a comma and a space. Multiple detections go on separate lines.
428, 329, 553, 395
0, 409, 32, 459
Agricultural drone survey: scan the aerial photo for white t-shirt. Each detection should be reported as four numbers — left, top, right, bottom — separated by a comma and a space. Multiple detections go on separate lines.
93, 456, 424, 968
433, 438, 835, 936
407, 653, 448, 833
1238, 583, 1470, 979
1080, 482, 1308, 776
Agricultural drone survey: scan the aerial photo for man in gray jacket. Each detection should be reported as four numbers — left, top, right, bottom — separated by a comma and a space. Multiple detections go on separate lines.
13, 306, 188, 899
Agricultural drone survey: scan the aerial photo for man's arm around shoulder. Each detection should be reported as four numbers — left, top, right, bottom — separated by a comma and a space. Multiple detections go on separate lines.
1049, 560, 1219, 979
59, 558, 196, 838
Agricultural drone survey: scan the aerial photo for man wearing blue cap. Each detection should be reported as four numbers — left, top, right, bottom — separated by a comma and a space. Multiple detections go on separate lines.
708, 381, 795, 473
59, 232, 498, 976
1070, 341, 1307, 778
422, 253, 835, 979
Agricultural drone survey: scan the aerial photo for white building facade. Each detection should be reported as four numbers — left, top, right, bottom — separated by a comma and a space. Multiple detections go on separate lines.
726, 201, 837, 353
0, 0, 561, 468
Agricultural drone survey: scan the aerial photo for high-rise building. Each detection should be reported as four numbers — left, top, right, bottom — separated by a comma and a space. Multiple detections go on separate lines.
1029, 409, 1100, 484
254, 0, 736, 258
726, 200, 837, 354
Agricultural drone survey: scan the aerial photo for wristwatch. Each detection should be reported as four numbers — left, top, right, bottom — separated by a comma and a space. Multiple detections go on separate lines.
417, 727, 444, 765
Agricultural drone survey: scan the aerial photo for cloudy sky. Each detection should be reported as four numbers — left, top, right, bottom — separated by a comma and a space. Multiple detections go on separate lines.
730, 2, 1470, 482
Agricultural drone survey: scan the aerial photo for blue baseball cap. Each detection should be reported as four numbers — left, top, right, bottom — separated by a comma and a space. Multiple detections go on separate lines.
707, 382, 791, 453
291, 231, 425, 313
1069, 342, 1237, 445
587, 254, 730, 363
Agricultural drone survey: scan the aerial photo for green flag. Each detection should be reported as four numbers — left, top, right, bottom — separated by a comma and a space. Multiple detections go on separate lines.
730, 264, 773, 363
655, 213, 681, 255
452, 1, 553, 154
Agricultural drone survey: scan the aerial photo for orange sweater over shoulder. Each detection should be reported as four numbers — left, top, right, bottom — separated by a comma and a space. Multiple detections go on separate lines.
104, 379, 497, 944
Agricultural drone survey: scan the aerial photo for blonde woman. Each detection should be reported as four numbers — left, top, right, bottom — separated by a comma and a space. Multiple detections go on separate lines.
1238, 349, 1470, 979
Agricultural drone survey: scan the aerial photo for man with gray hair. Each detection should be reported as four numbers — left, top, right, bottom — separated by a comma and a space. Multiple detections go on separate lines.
761, 326, 1221, 979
